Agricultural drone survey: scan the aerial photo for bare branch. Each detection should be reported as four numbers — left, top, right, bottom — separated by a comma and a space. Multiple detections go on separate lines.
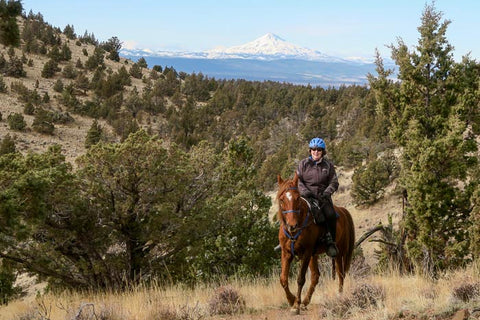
355, 224, 385, 248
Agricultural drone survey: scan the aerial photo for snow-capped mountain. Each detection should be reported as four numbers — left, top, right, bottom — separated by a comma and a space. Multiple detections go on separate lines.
121, 33, 352, 63
205, 33, 346, 62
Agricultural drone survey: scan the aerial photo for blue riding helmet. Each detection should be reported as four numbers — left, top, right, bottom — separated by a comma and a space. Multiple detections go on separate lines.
309, 137, 326, 150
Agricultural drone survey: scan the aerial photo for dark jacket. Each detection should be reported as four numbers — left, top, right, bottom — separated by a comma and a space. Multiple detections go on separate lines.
297, 156, 339, 199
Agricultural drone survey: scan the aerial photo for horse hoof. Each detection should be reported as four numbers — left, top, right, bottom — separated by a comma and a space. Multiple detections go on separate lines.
300, 303, 308, 310
290, 307, 300, 315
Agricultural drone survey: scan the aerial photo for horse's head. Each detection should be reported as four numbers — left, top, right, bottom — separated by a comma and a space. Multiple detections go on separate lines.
277, 172, 303, 233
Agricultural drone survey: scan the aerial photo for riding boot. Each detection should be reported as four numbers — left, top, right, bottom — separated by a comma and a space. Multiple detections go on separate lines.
321, 195, 338, 258
325, 217, 338, 257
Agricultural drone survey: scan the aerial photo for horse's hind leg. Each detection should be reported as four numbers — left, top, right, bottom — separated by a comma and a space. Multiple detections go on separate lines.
302, 255, 319, 307
332, 257, 336, 280
335, 255, 346, 293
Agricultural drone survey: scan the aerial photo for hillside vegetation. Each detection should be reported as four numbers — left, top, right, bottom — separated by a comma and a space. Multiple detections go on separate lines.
0, 2, 480, 319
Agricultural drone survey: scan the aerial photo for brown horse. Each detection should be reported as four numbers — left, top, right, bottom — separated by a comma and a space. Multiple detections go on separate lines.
277, 172, 355, 314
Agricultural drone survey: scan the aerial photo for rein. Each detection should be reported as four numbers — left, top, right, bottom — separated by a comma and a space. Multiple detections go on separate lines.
281, 186, 310, 256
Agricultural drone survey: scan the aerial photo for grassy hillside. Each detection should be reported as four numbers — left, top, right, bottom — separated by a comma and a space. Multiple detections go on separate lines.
0, 27, 150, 163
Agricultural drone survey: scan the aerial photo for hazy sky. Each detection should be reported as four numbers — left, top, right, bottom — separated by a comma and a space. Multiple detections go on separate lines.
20, 0, 480, 61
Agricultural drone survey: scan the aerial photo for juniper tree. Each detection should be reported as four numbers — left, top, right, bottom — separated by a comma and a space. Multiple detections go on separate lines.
137, 57, 147, 68
0, 146, 89, 288
63, 24, 76, 40
102, 36, 122, 62
351, 157, 393, 206
6, 113, 26, 131
32, 107, 55, 134
61, 43, 72, 61
369, 3, 478, 273
129, 63, 142, 79
0, 75, 6, 93
0, 0, 22, 47
41, 59, 60, 78
75, 73, 90, 94
75, 131, 226, 285
84, 119, 103, 148
0, 134, 16, 155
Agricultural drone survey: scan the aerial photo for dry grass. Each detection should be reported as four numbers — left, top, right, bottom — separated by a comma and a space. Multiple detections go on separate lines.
1, 263, 479, 320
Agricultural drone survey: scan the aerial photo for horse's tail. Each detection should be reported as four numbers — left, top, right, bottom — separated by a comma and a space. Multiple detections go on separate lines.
343, 209, 356, 274
332, 258, 336, 279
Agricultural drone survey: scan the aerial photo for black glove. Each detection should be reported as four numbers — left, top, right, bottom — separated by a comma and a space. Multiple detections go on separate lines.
319, 192, 331, 203
301, 190, 314, 198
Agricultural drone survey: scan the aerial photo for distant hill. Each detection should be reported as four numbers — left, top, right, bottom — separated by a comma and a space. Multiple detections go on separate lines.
121, 56, 376, 87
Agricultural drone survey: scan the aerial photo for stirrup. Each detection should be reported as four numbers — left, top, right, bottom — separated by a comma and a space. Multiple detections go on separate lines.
325, 232, 337, 257
326, 243, 338, 257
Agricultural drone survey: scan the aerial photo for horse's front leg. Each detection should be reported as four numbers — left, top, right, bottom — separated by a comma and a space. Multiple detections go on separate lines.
302, 254, 320, 307
292, 253, 311, 314
280, 250, 295, 306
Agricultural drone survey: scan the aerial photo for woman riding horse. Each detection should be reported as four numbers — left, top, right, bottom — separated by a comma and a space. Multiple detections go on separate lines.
277, 172, 355, 314
297, 137, 338, 257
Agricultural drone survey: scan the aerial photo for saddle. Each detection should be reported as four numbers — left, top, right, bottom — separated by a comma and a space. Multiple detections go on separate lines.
303, 197, 326, 224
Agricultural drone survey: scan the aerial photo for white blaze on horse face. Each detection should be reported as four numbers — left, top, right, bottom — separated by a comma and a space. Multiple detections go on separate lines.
286, 191, 293, 202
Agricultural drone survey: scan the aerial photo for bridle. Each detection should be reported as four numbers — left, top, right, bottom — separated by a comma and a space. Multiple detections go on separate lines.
280, 186, 310, 256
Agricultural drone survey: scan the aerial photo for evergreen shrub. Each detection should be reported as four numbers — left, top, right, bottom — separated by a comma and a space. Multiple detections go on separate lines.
351, 154, 397, 206
0, 76, 6, 93
32, 108, 54, 134
41, 59, 60, 78
0, 134, 16, 155
7, 113, 26, 131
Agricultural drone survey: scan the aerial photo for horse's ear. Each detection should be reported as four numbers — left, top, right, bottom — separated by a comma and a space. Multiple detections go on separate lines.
277, 174, 283, 185
293, 171, 299, 186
